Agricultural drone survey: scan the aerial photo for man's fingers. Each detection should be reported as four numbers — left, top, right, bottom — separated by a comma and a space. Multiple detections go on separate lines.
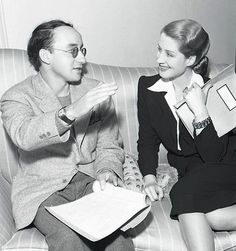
97, 173, 108, 190
110, 174, 118, 186
117, 179, 125, 188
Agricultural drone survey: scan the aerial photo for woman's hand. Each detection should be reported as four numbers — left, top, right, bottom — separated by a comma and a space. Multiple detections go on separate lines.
183, 82, 209, 119
143, 174, 163, 201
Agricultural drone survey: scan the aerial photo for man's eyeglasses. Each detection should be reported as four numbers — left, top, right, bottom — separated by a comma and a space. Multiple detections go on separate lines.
53, 47, 87, 58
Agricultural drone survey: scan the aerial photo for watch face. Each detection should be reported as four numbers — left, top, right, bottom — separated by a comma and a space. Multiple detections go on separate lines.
58, 107, 74, 124
58, 108, 64, 117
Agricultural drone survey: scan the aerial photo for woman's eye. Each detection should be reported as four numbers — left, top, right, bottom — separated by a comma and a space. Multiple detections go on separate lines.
167, 52, 174, 57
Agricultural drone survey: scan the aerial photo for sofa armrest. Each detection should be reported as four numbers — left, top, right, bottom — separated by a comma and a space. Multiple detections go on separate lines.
0, 174, 15, 247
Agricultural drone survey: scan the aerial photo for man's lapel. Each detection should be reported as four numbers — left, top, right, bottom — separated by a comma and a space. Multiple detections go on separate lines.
32, 74, 62, 112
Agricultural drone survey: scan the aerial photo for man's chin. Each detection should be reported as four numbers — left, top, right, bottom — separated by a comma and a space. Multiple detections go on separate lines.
68, 73, 83, 84
68, 78, 82, 85
67, 76, 82, 85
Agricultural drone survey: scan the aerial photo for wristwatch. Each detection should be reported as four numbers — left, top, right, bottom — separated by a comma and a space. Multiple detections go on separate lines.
192, 116, 211, 129
58, 106, 75, 125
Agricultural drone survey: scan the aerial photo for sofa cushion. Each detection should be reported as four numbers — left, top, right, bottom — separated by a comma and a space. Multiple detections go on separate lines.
0, 175, 15, 248
131, 199, 236, 251
2, 158, 236, 251
3, 200, 236, 251
1, 228, 48, 251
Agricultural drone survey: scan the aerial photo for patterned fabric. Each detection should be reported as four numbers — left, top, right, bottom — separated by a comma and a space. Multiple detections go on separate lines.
156, 164, 178, 198
1, 228, 48, 251
84, 61, 159, 157
1, 49, 236, 251
123, 153, 144, 192
0, 175, 15, 248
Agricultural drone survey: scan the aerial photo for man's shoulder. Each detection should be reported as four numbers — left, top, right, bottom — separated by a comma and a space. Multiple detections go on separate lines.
1, 75, 34, 99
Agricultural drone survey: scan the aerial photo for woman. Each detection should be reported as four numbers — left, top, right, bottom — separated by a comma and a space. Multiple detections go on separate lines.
137, 19, 236, 251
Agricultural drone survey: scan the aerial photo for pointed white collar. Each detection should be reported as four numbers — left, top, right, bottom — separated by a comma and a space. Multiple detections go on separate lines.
147, 71, 204, 150
148, 71, 204, 93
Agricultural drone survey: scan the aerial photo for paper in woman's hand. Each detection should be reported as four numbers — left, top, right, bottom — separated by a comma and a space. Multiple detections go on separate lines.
175, 65, 236, 137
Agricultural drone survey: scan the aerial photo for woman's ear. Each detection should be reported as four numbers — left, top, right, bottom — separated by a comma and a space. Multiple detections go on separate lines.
39, 48, 51, 65
186, 55, 196, 67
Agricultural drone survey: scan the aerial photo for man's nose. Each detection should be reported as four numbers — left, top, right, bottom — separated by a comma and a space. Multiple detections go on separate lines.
76, 51, 86, 64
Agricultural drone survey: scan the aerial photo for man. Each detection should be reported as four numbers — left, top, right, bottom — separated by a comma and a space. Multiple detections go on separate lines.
0, 19, 134, 251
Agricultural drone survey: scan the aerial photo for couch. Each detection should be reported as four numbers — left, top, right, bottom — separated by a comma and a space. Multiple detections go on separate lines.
0, 48, 236, 251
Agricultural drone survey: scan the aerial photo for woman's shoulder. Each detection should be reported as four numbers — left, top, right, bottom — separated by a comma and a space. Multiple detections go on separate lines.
138, 74, 161, 89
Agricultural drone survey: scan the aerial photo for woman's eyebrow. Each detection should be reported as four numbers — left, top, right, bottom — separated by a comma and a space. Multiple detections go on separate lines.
166, 49, 176, 54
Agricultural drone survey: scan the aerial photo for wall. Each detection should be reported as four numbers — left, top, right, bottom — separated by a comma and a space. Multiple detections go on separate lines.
0, 0, 235, 67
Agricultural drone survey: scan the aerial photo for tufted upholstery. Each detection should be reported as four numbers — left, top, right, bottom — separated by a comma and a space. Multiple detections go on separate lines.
0, 48, 236, 251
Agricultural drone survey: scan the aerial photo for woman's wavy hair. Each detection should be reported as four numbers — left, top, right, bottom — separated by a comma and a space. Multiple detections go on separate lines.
161, 19, 210, 77
27, 19, 73, 72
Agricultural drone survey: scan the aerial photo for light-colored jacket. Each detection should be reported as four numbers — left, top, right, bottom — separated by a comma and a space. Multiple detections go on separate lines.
0, 73, 124, 230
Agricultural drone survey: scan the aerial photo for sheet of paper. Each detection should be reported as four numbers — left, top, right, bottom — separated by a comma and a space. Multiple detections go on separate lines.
217, 84, 236, 111
46, 185, 150, 241
175, 65, 236, 137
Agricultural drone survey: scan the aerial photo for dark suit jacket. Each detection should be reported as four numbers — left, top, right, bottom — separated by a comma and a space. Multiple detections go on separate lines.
137, 74, 233, 178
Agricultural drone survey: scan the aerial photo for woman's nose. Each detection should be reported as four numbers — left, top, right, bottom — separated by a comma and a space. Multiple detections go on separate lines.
157, 52, 165, 64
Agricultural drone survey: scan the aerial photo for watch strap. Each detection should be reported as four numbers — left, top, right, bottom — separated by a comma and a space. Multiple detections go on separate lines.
58, 107, 75, 125
192, 116, 211, 130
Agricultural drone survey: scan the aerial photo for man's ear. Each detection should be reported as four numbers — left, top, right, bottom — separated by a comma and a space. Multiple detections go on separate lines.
186, 55, 196, 67
39, 48, 51, 65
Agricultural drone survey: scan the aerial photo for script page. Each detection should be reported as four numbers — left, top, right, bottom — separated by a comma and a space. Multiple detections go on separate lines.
46, 185, 150, 241
175, 65, 236, 137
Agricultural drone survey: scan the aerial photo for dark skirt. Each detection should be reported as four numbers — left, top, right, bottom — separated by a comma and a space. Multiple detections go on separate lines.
170, 162, 236, 220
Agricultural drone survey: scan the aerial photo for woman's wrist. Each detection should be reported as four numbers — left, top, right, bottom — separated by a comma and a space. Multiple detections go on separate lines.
192, 116, 211, 130
193, 107, 209, 122
144, 174, 157, 185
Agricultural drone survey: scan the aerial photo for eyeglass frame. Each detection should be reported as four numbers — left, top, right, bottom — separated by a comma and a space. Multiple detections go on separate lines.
52, 46, 87, 58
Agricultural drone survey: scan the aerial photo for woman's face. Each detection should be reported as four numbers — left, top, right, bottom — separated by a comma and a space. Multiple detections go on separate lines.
157, 32, 192, 80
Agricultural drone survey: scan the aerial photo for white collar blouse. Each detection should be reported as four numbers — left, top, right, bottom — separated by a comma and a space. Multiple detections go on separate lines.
147, 71, 204, 150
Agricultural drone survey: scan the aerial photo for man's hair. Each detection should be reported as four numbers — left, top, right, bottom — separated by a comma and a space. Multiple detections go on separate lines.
161, 19, 210, 77
27, 19, 73, 72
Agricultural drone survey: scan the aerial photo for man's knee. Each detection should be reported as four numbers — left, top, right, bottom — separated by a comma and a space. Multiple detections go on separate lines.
46, 228, 85, 251
101, 231, 134, 251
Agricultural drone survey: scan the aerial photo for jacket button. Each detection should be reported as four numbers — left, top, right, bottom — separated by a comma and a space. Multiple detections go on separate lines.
47, 132, 51, 136
62, 179, 67, 183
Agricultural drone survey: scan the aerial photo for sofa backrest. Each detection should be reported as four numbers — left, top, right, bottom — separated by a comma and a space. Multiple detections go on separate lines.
0, 49, 161, 183
0, 49, 228, 184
